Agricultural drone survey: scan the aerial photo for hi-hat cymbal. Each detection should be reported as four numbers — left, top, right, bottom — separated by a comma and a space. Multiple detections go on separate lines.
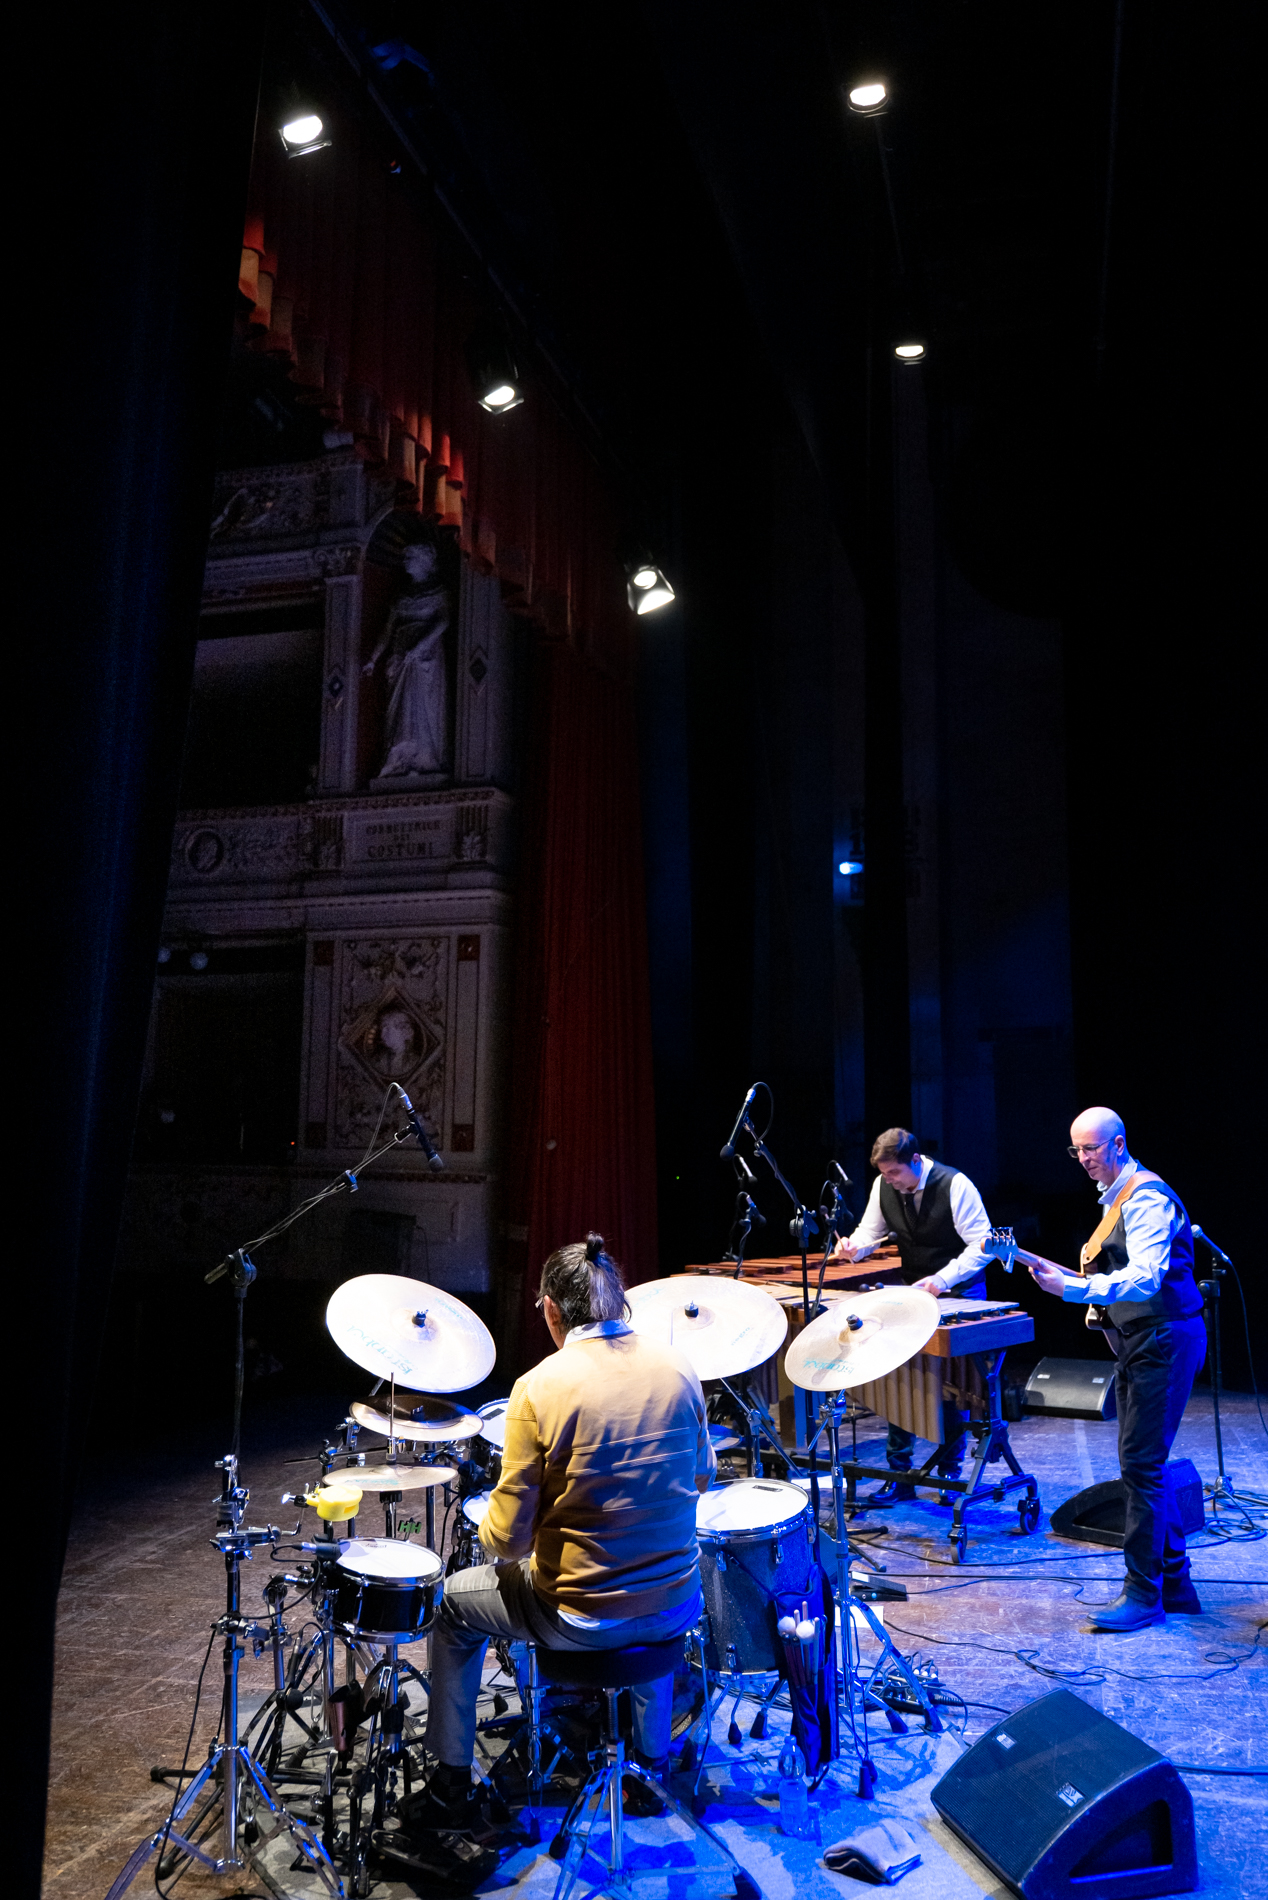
624, 1275, 788, 1381
350, 1396, 483, 1443
321, 1463, 457, 1493
784, 1286, 939, 1391
326, 1275, 496, 1393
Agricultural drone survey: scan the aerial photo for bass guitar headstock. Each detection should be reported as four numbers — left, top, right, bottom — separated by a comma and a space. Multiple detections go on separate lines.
985, 1225, 1017, 1273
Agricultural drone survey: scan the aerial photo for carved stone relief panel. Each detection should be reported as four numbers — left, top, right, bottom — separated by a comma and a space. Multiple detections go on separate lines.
332, 937, 448, 1151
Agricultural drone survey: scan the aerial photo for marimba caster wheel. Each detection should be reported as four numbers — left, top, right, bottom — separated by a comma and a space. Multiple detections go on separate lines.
950, 1526, 968, 1564
1018, 1495, 1041, 1535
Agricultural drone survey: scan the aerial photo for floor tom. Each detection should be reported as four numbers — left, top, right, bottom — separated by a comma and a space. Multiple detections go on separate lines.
695, 1479, 817, 1673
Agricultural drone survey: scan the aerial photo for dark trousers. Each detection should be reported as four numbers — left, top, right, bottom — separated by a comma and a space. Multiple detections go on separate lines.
886, 1397, 970, 1476
1115, 1316, 1207, 1604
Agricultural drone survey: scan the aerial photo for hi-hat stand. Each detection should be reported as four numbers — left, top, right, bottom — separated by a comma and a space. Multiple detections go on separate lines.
105, 1457, 342, 1899
808, 1392, 944, 1739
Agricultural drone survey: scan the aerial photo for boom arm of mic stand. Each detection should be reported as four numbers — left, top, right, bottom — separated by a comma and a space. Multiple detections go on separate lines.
205, 1126, 416, 1282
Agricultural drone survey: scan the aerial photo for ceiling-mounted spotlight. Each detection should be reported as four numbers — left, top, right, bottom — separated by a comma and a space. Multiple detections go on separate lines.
847, 80, 889, 116
279, 111, 331, 157
626, 559, 676, 615
465, 327, 525, 413
894, 340, 926, 363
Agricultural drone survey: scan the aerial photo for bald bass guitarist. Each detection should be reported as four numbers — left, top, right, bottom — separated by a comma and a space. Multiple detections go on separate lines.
983, 1107, 1206, 1632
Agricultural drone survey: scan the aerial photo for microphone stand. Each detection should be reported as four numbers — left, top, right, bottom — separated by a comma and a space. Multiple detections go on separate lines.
105, 1095, 441, 1897
749, 1129, 819, 1458
1193, 1226, 1237, 1505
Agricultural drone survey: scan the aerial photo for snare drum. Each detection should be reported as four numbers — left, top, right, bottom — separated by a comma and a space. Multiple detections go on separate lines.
695, 1479, 817, 1673
330, 1538, 443, 1645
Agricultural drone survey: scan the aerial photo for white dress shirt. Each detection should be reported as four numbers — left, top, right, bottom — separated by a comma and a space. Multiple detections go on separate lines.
845, 1154, 990, 1291
1061, 1157, 1186, 1305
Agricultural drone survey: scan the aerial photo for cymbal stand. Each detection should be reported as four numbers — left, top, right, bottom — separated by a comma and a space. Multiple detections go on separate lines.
105, 1457, 342, 1899
717, 1373, 787, 1479
808, 1394, 943, 1747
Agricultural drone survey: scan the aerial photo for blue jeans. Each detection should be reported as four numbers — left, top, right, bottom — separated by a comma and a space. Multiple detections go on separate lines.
424, 1558, 702, 1768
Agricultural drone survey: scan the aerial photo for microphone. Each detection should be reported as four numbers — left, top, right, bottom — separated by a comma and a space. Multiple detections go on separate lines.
1192, 1225, 1231, 1266
396, 1086, 445, 1172
831, 1161, 852, 1191
720, 1085, 758, 1159
736, 1190, 766, 1226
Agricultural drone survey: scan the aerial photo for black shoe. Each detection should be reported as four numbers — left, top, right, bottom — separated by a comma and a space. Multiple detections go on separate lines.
1085, 1592, 1165, 1633
623, 1768, 668, 1817
372, 1826, 499, 1893
868, 1479, 916, 1503
399, 1771, 483, 1834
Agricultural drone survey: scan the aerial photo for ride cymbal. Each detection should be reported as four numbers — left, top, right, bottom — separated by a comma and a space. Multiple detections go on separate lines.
326, 1275, 495, 1392
784, 1286, 939, 1391
624, 1274, 788, 1381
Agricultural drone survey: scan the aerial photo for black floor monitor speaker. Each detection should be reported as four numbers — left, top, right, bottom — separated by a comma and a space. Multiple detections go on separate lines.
932, 1689, 1197, 1899
1024, 1357, 1117, 1420
1050, 1459, 1205, 1548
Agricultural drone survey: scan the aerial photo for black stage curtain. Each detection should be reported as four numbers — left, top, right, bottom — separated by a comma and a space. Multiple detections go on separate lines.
22, 9, 264, 1886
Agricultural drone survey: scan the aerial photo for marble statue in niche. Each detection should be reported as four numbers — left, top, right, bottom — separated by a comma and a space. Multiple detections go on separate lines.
363, 539, 451, 780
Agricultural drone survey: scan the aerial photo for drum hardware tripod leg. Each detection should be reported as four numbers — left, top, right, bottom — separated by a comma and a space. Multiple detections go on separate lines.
105, 1509, 342, 1900
553, 1685, 760, 1900
813, 1399, 943, 1743
346, 1642, 405, 1898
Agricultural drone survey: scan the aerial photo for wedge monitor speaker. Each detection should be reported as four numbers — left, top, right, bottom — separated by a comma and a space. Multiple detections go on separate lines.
932, 1690, 1196, 1898
1050, 1459, 1204, 1549
1023, 1357, 1117, 1420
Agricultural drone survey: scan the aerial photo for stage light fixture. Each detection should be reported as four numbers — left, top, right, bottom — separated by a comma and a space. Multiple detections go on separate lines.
838, 860, 863, 877
894, 340, 926, 363
847, 80, 888, 116
466, 326, 525, 413
626, 560, 675, 614
279, 111, 331, 158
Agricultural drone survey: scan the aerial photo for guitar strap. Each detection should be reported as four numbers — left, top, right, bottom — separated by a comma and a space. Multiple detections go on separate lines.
1078, 1169, 1164, 1272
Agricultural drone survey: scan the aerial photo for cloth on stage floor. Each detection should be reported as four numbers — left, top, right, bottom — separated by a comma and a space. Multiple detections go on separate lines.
824, 1818, 923, 1884
775, 1564, 839, 1773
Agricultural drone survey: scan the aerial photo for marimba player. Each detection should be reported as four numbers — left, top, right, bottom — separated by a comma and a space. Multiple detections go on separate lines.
833, 1127, 993, 1502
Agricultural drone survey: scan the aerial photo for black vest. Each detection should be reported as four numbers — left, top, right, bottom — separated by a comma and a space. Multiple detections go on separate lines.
878, 1161, 985, 1295
1090, 1173, 1203, 1326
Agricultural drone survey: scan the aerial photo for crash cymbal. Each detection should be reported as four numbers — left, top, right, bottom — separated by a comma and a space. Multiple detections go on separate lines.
326, 1275, 496, 1393
350, 1395, 483, 1443
784, 1286, 939, 1391
320, 1463, 457, 1493
624, 1275, 788, 1381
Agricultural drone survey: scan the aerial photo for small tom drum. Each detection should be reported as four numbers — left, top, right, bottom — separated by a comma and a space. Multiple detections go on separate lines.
461, 1491, 492, 1532
695, 1479, 817, 1674
331, 1537, 443, 1645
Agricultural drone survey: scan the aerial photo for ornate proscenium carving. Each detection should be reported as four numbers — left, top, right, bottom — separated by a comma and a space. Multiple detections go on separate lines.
333, 938, 447, 1150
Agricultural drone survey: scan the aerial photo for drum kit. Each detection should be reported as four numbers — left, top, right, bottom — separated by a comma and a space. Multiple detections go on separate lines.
107, 1262, 987, 1899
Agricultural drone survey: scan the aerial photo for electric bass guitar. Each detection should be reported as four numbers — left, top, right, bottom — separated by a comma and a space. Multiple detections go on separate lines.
982, 1226, 1121, 1352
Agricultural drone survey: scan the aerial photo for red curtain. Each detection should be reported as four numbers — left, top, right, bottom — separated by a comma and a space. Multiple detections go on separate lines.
505, 642, 660, 1368
240, 95, 657, 1365
239, 101, 634, 679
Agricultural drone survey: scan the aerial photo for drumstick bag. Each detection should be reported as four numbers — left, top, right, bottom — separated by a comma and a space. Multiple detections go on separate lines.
774, 1566, 838, 1773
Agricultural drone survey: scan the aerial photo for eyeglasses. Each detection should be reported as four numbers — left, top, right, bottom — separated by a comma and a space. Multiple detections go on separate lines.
1067, 1141, 1110, 1159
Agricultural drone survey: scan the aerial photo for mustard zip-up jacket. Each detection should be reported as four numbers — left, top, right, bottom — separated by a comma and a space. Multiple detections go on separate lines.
479, 1327, 716, 1618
